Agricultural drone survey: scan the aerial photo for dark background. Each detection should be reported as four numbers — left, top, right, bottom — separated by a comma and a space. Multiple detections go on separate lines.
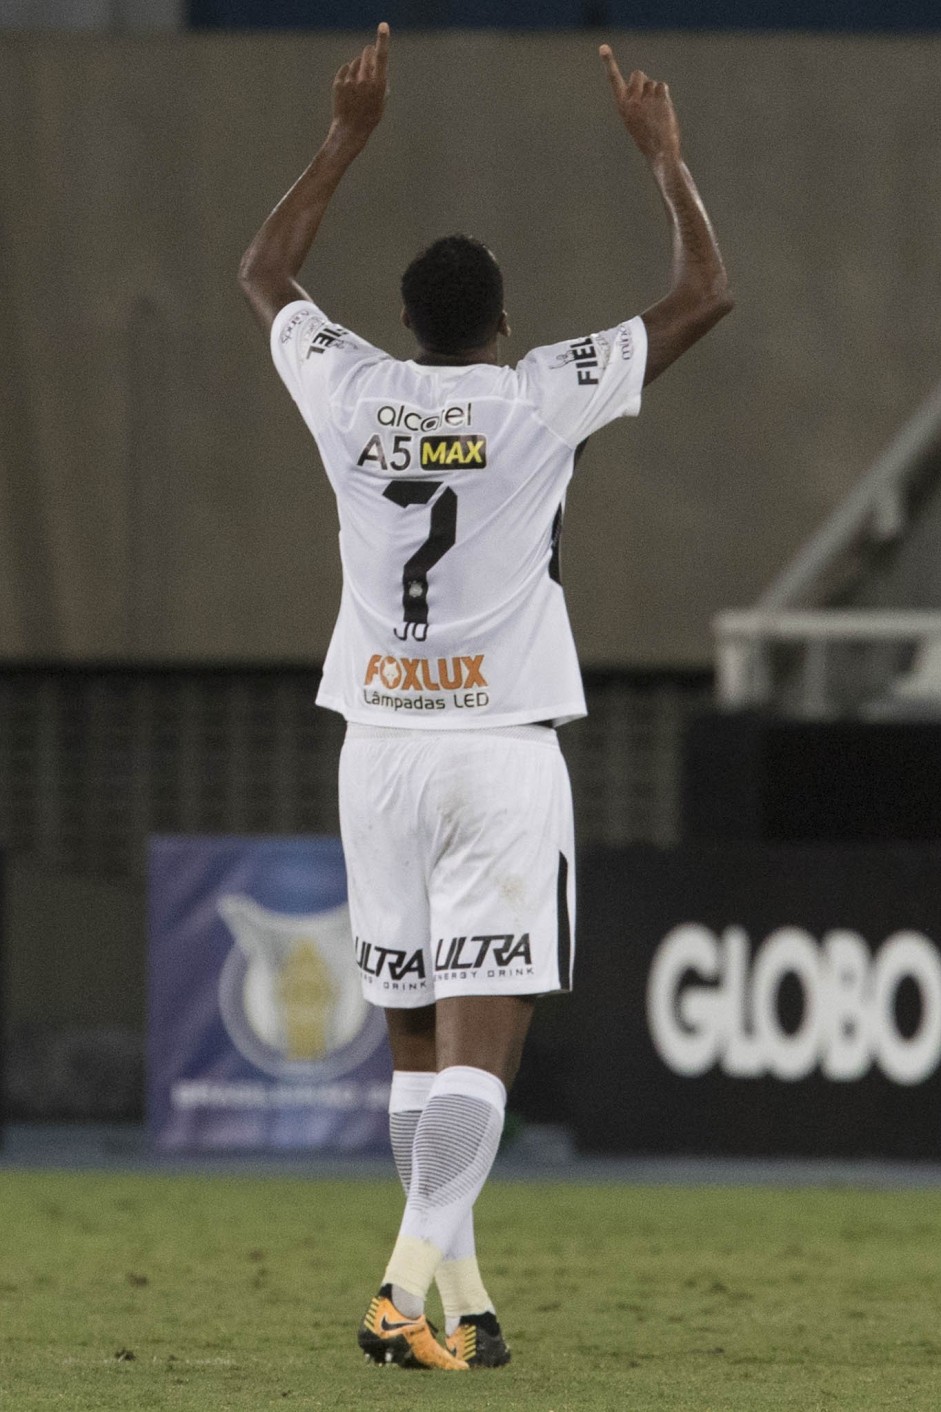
191, 2, 941, 32
564, 843, 941, 1159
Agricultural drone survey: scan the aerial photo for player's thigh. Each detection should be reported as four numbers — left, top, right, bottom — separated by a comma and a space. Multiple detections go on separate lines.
383, 1003, 437, 1071
338, 731, 433, 1008
428, 731, 576, 998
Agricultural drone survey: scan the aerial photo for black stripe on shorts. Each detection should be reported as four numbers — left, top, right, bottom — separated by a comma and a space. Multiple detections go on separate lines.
556, 851, 572, 991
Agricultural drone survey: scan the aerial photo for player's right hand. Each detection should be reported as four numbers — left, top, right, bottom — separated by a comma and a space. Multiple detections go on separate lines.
332, 22, 390, 146
599, 45, 681, 163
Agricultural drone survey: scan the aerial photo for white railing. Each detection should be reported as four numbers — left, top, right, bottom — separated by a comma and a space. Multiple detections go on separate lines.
714, 609, 941, 714
758, 380, 941, 612
715, 374, 941, 716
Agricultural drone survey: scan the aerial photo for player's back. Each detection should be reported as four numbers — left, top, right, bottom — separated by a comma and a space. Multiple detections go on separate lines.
271, 301, 648, 729
330, 355, 571, 635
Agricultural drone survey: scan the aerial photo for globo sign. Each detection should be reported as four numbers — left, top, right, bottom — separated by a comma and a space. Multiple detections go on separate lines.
647, 925, 941, 1086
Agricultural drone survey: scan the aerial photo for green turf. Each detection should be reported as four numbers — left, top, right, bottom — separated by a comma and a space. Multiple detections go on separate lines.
1, 1169, 940, 1410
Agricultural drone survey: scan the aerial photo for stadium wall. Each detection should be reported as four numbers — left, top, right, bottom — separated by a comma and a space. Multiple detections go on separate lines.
1, 31, 940, 667
0, 661, 706, 1119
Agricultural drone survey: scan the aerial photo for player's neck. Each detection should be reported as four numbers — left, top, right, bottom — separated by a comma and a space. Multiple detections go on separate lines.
413, 341, 500, 367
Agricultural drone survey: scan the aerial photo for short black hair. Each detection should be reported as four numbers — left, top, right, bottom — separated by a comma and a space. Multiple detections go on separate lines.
401, 235, 504, 353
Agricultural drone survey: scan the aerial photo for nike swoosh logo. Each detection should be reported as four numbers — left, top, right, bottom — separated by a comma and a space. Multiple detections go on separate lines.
380, 1316, 417, 1332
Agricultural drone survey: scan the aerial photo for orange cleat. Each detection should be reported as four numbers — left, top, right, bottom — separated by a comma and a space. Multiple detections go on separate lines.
358, 1286, 469, 1371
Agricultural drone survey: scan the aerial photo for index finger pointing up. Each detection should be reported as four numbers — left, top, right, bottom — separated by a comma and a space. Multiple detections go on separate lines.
599, 42, 625, 90
376, 21, 390, 73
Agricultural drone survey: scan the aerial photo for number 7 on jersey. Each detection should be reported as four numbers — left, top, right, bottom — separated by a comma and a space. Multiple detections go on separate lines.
383, 479, 458, 642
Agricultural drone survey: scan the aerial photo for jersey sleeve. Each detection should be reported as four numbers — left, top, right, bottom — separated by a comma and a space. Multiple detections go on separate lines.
516, 315, 648, 449
270, 299, 382, 433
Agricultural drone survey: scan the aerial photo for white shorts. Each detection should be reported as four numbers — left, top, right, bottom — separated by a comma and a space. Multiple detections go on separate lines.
338, 723, 576, 1008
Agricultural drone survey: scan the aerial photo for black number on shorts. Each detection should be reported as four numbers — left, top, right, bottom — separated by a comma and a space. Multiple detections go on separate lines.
383, 479, 458, 641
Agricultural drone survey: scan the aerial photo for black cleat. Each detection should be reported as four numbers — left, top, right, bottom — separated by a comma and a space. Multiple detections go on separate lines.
446, 1311, 511, 1368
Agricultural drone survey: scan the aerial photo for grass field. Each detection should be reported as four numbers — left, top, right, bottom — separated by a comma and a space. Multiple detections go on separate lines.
2, 1169, 941, 1410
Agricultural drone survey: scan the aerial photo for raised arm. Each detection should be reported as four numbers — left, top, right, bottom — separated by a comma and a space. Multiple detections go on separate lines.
600, 45, 733, 386
238, 22, 390, 332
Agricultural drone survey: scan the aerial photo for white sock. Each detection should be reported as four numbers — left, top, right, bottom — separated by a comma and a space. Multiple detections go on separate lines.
383, 1066, 506, 1312
388, 1070, 434, 1195
388, 1070, 496, 1331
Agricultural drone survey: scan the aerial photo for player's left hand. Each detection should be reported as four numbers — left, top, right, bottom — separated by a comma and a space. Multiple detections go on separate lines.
599, 44, 681, 164
332, 21, 390, 146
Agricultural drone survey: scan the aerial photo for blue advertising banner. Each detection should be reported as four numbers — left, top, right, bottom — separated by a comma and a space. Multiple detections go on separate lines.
148, 836, 391, 1151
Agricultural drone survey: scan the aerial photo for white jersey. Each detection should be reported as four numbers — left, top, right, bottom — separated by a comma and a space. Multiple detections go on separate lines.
271, 299, 647, 729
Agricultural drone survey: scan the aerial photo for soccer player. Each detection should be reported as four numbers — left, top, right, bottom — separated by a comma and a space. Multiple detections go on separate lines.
239, 23, 731, 1371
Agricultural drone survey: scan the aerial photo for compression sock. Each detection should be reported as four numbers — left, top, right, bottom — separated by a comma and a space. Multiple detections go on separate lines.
388, 1070, 496, 1332
436, 1248, 494, 1336
383, 1066, 506, 1317
389, 1069, 434, 1195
